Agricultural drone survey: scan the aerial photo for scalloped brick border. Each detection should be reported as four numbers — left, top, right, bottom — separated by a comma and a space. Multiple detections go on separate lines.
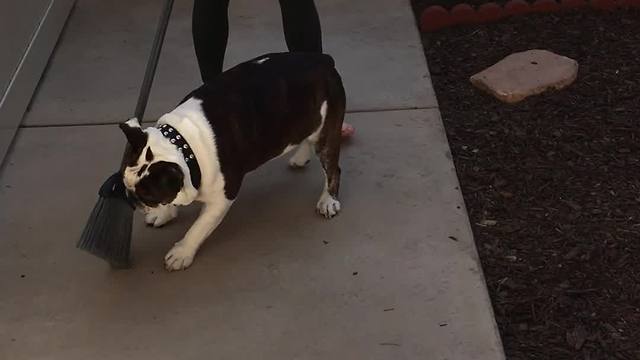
420, 0, 640, 32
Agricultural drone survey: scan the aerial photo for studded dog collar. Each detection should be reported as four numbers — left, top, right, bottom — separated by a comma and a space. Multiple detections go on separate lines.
157, 123, 201, 189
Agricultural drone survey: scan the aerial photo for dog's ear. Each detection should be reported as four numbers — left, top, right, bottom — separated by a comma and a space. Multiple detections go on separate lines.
119, 118, 148, 166
119, 118, 147, 153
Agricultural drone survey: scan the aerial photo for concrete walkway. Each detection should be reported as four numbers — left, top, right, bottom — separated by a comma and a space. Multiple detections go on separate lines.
0, 0, 504, 359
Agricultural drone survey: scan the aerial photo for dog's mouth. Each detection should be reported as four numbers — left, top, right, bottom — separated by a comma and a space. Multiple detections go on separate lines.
127, 188, 174, 209
125, 190, 143, 208
125, 190, 156, 208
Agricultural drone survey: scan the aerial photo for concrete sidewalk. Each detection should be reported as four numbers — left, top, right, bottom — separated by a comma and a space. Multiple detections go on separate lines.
0, 0, 504, 359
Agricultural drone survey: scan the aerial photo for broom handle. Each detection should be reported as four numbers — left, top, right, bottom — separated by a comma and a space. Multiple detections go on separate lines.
121, 0, 175, 168
134, 0, 175, 120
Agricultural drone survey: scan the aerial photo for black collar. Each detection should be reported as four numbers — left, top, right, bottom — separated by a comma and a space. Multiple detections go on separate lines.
157, 123, 201, 189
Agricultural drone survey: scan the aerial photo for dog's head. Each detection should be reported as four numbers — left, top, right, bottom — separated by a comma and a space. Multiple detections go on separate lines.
119, 118, 196, 209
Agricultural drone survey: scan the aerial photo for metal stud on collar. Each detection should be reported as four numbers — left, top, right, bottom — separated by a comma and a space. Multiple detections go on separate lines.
159, 124, 197, 167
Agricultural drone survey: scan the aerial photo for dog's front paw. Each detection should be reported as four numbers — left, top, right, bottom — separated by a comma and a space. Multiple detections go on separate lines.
164, 242, 196, 271
145, 205, 178, 227
316, 194, 341, 219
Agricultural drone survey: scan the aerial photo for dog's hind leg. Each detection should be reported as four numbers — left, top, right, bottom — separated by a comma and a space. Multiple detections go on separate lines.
288, 140, 312, 168
314, 81, 345, 218
315, 155, 341, 218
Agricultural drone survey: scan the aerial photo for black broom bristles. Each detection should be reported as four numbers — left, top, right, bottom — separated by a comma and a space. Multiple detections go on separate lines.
77, 172, 134, 269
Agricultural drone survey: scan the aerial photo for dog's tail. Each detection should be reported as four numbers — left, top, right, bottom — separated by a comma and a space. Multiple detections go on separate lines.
319, 53, 336, 69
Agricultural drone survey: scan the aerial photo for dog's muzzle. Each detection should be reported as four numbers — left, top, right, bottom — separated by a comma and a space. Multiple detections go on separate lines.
125, 189, 142, 209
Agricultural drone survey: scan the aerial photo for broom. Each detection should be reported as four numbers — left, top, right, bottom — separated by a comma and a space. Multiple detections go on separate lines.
77, 0, 175, 268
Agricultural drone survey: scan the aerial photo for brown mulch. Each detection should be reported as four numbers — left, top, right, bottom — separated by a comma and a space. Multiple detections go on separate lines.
414, 0, 512, 9
411, 6, 640, 360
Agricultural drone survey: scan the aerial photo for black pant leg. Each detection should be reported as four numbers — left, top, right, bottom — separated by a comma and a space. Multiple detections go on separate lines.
278, 0, 322, 53
192, 0, 231, 83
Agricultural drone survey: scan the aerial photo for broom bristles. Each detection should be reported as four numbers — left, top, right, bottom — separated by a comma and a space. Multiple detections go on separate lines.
77, 172, 134, 269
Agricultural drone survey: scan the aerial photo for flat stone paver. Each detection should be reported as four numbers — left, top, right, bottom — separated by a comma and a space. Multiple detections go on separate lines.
470, 49, 579, 103
1, 110, 502, 360
23, 0, 436, 127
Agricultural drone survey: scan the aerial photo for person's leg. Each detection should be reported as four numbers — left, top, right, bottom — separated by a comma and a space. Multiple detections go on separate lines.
278, 0, 322, 52
192, 0, 230, 83
278, 0, 354, 139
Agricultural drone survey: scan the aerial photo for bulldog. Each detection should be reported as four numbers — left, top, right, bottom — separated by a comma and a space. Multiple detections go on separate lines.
119, 52, 346, 271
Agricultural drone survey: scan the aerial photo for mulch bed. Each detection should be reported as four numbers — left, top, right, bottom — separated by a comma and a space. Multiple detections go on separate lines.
411, 6, 640, 360
415, 0, 512, 9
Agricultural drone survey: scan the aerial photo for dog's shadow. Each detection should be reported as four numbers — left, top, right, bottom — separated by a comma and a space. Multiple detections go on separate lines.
133, 158, 323, 260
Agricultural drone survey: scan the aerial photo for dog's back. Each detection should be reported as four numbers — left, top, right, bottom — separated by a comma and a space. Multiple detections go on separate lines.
184, 52, 345, 174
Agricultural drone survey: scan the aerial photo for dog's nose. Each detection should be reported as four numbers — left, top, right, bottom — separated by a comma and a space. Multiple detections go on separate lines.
125, 190, 141, 208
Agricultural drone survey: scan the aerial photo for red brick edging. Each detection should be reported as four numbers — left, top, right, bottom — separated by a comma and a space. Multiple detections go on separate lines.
420, 0, 640, 32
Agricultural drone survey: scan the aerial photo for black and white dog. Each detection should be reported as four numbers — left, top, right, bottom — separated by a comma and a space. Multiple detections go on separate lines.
119, 52, 346, 271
